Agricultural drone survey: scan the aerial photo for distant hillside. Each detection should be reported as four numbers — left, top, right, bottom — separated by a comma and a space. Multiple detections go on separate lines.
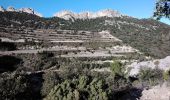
62, 17, 170, 58
0, 11, 68, 29
0, 11, 170, 58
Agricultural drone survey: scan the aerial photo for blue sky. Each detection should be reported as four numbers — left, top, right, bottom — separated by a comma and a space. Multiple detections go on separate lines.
0, 0, 170, 24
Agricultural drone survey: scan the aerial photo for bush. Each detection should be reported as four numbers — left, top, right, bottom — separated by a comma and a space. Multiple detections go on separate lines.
0, 72, 43, 100
44, 80, 75, 100
41, 71, 60, 97
33, 52, 57, 70
78, 75, 89, 90
0, 75, 27, 99
163, 70, 170, 81
45, 75, 110, 100
110, 61, 127, 77
139, 67, 164, 86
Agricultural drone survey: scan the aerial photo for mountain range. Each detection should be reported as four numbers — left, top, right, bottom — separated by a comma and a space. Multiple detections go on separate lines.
0, 6, 42, 17
1, 6, 170, 100
0, 7, 170, 58
0, 6, 124, 20
54, 9, 123, 20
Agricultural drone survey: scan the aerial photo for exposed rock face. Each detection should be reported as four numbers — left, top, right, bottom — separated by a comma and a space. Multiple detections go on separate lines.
19, 8, 35, 14
19, 8, 42, 17
128, 56, 170, 76
78, 12, 93, 19
0, 6, 5, 12
0, 6, 42, 17
7, 6, 16, 12
54, 9, 123, 20
95, 9, 122, 18
140, 83, 170, 100
54, 10, 75, 20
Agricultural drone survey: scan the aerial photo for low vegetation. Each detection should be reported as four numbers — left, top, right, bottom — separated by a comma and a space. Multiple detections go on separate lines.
138, 67, 164, 86
0, 11, 170, 99
1, 52, 169, 100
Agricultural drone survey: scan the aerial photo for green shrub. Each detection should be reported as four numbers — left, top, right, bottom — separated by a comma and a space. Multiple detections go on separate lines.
45, 76, 110, 100
41, 71, 59, 97
163, 70, 170, 81
78, 76, 89, 90
110, 60, 127, 77
33, 52, 57, 70
139, 67, 163, 86
88, 78, 109, 100
44, 80, 75, 100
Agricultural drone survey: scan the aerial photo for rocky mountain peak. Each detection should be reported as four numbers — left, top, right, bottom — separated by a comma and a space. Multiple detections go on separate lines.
54, 9, 123, 20
0, 6, 5, 12
19, 8, 42, 17
7, 6, 16, 12
0, 6, 42, 17
96, 9, 122, 17
19, 8, 34, 14
54, 10, 75, 20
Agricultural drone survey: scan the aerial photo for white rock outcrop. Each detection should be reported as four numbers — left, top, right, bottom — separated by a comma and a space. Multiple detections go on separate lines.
54, 9, 123, 20
7, 6, 16, 12
0, 6, 5, 12
19, 8, 43, 17
140, 83, 170, 100
0, 6, 42, 17
128, 56, 170, 76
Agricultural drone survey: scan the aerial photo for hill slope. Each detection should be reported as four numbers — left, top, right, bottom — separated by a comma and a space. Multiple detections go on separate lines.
0, 11, 170, 58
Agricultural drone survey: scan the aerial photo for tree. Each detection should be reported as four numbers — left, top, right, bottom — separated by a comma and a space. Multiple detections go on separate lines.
154, 0, 170, 20
110, 61, 127, 77
45, 80, 75, 100
41, 71, 59, 97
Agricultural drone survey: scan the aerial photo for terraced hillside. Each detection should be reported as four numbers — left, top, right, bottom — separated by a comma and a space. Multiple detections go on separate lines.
1, 11, 170, 58
0, 28, 144, 70
1, 11, 170, 100
0, 11, 148, 78
63, 17, 170, 58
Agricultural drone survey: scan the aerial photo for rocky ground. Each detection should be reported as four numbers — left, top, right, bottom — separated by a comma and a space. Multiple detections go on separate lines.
141, 83, 170, 100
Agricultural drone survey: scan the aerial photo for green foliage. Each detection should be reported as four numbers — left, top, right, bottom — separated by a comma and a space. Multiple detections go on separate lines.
78, 76, 89, 90
88, 78, 108, 100
0, 72, 43, 100
1, 10, 168, 99
0, 75, 26, 99
33, 52, 57, 70
110, 61, 122, 75
139, 67, 164, 86
45, 76, 109, 100
102, 62, 111, 68
110, 60, 127, 77
154, 0, 170, 20
45, 80, 75, 100
0, 11, 67, 29
41, 71, 59, 97
163, 70, 170, 81
63, 16, 170, 58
